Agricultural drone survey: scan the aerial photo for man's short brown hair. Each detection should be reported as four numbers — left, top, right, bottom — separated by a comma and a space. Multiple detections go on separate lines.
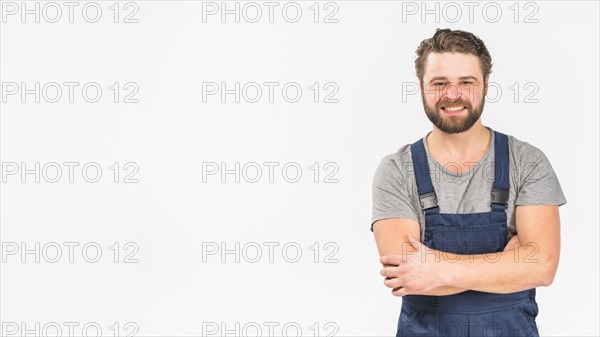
415, 28, 493, 85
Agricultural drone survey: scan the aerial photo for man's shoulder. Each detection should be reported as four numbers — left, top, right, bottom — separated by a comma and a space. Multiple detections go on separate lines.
505, 132, 548, 163
377, 143, 414, 172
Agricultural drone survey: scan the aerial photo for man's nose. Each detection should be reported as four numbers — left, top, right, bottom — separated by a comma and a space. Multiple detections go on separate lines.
442, 83, 461, 100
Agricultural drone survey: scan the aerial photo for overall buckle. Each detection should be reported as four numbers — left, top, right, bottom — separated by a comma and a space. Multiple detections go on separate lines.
491, 187, 509, 208
419, 192, 438, 211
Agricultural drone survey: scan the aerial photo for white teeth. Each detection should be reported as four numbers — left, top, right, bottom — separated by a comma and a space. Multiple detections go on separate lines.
444, 106, 464, 111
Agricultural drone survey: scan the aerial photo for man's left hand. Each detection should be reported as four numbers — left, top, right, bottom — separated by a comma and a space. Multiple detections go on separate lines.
379, 235, 446, 297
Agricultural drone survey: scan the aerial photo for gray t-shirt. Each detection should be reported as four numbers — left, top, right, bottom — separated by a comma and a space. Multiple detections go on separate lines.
371, 126, 567, 241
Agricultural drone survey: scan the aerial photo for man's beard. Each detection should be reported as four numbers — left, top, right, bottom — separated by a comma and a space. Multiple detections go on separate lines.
422, 91, 485, 134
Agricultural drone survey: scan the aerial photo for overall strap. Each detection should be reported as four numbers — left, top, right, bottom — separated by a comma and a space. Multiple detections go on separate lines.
410, 138, 439, 215
411, 130, 511, 216
491, 130, 510, 214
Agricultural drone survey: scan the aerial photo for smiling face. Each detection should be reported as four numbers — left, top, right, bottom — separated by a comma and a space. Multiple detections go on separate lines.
420, 52, 489, 134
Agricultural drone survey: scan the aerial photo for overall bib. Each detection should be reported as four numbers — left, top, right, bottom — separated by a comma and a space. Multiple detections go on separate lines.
397, 131, 539, 337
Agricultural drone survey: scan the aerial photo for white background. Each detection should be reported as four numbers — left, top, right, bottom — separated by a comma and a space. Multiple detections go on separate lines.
1, 1, 598, 336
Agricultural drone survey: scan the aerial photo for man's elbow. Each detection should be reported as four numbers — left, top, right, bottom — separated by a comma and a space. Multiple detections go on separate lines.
539, 256, 559, 287
539, 272, 555, 287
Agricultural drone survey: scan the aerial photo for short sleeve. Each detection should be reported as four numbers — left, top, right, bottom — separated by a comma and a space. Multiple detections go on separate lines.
515, 147, 567, 207
370, 155, 420, 232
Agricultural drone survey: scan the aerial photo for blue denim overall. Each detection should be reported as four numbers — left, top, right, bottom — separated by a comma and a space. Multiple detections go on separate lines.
397, 131, 539, 337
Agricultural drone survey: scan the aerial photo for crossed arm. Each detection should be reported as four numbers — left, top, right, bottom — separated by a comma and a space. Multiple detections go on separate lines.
373, 205, 561, 296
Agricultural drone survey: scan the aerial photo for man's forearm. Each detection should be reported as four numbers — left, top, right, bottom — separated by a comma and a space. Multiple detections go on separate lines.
415, 236, 522, 296
437, 243, 556, 293
417, 286, 466, 296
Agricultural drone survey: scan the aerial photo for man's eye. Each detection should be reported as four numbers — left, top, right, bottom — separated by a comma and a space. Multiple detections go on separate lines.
461, 81, 473, 85
433, 83, 446, 87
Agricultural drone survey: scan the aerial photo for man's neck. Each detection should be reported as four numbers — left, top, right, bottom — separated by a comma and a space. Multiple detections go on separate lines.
426, 123, 491, 159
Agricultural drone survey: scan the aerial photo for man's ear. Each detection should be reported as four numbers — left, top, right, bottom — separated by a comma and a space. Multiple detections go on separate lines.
484, 74, 490, 96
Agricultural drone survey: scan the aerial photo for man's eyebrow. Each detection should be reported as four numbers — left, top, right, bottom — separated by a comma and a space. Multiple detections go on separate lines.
428, 76, 480, 83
